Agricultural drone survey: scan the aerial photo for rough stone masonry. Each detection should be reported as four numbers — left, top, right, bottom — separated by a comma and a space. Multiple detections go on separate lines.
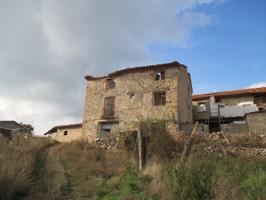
82, 61, 193, 142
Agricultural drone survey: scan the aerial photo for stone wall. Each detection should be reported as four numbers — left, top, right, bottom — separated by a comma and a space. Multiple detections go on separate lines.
82, 66, 192, 141
177, 67, 193, 124
246, 112, 266, 135
221, 122, 248, 134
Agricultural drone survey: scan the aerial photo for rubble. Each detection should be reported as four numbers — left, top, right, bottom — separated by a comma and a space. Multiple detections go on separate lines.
92, 131, 137, 152
191, 133, 266, 159
92, 130, 266, 160
199, 144, 266, 159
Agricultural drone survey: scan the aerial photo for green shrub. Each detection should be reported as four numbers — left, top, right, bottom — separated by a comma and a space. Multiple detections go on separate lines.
164, 159, 215, 200
96, 168, 152, 200
240, 169, 266, 200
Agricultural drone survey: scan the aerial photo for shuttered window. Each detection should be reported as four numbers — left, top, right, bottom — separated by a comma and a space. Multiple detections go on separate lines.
103, 96, 115, 117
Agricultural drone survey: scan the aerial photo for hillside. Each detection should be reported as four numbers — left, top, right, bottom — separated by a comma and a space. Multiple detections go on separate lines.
1, 129, 266, 200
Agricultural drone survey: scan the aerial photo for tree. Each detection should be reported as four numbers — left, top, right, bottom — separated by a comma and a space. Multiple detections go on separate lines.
20, 123, 34, 135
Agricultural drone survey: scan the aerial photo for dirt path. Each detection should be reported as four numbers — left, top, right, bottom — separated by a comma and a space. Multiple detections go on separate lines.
31, 142, 59, 179
26, 142, 70, 200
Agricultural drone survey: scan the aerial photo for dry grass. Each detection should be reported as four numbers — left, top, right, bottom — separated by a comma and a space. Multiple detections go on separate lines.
39, 140, 137, 199
1, 130, 266, 200
0, 136, 54, 200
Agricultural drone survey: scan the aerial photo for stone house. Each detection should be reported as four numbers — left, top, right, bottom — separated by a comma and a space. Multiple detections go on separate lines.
82, 61, 193, 141
45, 123, 82, 142
192, 87, 266, 134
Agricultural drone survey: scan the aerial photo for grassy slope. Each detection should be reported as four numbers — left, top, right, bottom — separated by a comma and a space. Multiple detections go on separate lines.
1, 133, 266, 200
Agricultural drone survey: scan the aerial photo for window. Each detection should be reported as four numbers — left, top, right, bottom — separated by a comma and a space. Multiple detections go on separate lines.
106, 79, 115, 90
129, 93, 135, 100
197, 102, 207, 112
255, 96, 266, 104
103, 97, 115, 117
155, 71, 165, 80
64, 131, 68, 136
153, 92, 166, 106
99, 122, 119, 137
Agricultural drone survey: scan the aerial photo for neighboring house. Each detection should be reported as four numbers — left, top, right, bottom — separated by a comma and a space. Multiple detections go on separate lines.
0, 121, 32, 139
192, 87, 266, 133
82, 61, 193, 141
45, 123, 82, 142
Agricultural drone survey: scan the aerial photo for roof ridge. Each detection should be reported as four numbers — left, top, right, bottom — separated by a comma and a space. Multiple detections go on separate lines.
85, 61, 186, 81
0, 120, 31, 131
44, 123, 82, 135
192, 87, 266, 100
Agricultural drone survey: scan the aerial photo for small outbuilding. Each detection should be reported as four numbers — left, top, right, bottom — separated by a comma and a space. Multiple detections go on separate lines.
45, 123, 82, 143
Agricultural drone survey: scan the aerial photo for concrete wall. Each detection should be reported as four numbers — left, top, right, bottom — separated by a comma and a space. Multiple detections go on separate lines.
220, 95, 254, 106
53, 127, 82, 143
192, 100, 211, 121
83, 66, 192, 141
246, 112, 266, 135
193, 95, 256, 121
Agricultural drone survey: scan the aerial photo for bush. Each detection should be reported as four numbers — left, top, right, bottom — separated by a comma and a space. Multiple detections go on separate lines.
164, 159, 215, 200
240, 169, 266, 200
96, 167, 152, 200
162, 156, 266, 200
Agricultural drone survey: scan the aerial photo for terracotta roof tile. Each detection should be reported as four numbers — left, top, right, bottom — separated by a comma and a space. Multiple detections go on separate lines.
192, 87, 266, 101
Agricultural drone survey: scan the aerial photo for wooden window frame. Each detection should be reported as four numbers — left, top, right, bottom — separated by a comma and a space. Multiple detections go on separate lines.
155, 70, 165, 81
197, 102, 207, 112
103, 96, 115, 118
153, 91, 166, 106
105, 79, 116, 90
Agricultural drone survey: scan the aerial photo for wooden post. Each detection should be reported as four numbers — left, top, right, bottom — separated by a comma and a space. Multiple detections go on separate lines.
180, 121, 199, 163
221, 131, 230, 145
137, 130, 143, 171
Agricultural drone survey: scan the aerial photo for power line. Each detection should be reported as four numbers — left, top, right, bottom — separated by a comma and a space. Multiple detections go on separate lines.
16, 114, 82, 117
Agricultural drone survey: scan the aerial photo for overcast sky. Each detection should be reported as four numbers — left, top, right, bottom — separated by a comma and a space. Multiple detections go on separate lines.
1, 0, 265, 134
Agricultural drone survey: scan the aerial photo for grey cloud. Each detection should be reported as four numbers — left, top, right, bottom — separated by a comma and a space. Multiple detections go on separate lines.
0, 0, 221, 134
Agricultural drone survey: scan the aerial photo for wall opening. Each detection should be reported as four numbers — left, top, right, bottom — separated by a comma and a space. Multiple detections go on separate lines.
153, 91, 166, 106
155, 71, 165, 80
209, 122, 221, 132
129, 93, 135, 100
99, 122, 119, 137
106, 79, 116, 90
197, 102, 207, 112
64, 131, 68, 136
103, 96, 115, 118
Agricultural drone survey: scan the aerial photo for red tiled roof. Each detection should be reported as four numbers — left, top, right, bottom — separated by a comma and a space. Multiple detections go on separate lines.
85, 61, 187, 80
192, 87, 266, 101
45, 123, 82, 135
